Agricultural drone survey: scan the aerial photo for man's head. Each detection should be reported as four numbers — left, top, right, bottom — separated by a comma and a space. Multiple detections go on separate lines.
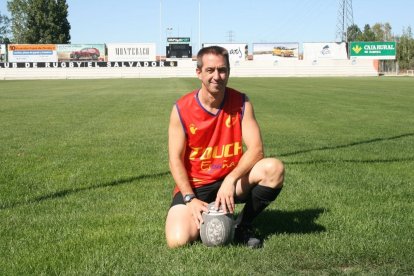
196, 46, 230, 73
196, 46, 230, 95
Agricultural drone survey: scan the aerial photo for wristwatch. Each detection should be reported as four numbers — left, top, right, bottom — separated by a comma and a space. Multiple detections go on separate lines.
183, 194, 196, 204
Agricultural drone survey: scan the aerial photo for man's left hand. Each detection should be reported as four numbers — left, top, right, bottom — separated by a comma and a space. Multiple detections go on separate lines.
215, 176, 236, 214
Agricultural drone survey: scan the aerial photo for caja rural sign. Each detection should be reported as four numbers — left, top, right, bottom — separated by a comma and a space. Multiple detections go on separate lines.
349, 42, 396, 60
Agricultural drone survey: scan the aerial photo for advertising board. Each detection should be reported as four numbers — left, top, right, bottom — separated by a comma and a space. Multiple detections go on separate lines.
107, 43, 156, 61
0, 44, 6, 62
202, 43, 248, 62
303, 42, 348, 60
57, 44, 106, 62
349, 42, 396, 60
253, 43, 299, 61
7, 44, 58, 62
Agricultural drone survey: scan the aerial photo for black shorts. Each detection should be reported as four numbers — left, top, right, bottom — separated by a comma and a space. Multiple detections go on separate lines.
170, 180, 245, 208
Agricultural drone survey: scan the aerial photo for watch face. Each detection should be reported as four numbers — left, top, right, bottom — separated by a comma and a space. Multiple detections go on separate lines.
184, 194, 194, 203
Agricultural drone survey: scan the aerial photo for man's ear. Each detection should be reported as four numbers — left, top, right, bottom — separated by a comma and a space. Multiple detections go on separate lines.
196, 68, 202, 80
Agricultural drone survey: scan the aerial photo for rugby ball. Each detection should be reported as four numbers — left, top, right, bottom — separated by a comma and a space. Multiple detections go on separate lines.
200, 202, 235, 246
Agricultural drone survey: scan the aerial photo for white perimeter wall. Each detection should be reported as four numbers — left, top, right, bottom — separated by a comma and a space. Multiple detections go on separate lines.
0, 59, 378, 80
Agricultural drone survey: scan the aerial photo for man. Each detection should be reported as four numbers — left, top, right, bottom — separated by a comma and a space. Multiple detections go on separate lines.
165, 46, 284, 248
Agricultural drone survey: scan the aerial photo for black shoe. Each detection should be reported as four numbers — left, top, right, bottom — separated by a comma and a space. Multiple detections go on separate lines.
234, 225, 262, 249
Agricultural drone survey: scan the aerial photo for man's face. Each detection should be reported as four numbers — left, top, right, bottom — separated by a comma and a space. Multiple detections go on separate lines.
196, 54, 229, 94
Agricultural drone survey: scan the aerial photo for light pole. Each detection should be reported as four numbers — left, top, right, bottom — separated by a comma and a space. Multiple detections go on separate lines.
198, 1, 201, 53
166, 27, 173, 59
166, 27, 173, 39
159, 1, 162, 60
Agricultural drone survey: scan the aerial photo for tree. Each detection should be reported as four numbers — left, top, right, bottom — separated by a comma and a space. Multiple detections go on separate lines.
7, 0, 71, 44
7, 0, 28, 43
361, 24, 376, 41
372, 23, 385, 41
396, 26, 414, 70
346, 24, 362, 42
0, 11, 11, 43
383, 23, 393, 41
347, 22, 394, 42
371, 23, 393, 42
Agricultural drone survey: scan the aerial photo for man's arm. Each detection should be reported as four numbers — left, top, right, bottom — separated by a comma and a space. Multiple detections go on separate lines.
215, 98, 264, 213
168, 105, 208, 228
168, 105, 192, 195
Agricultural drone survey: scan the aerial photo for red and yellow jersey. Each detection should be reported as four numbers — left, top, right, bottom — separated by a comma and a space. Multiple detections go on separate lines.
173, 87, 246, 194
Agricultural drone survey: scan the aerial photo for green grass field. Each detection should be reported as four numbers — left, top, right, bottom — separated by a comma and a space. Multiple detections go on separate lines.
1, 77, 413, 275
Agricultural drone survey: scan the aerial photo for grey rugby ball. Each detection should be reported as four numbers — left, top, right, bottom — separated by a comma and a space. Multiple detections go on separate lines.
200, 202, 235, 246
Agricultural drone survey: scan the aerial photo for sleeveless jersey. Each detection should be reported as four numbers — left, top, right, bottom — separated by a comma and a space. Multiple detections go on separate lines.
173, 87, 246, 195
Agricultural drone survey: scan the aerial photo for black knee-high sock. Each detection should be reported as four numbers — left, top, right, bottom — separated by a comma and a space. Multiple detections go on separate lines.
236, 185, 282, 226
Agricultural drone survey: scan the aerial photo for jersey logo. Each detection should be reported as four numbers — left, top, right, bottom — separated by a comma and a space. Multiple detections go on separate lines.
189, 123, 198, 135
189, 142, 242, 161
225, 113, 237, 128
191, 178, 203, 184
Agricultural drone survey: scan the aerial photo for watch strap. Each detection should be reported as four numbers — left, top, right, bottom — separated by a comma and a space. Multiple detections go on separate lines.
183, 194, 196, 204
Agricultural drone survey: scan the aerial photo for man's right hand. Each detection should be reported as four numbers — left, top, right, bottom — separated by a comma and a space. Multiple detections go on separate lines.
186, 199, 209, 229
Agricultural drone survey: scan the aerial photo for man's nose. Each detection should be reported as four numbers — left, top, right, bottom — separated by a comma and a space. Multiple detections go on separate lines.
213, 69, 220, 79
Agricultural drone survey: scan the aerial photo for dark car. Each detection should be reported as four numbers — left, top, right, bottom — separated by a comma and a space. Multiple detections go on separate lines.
70, 47, 100, 60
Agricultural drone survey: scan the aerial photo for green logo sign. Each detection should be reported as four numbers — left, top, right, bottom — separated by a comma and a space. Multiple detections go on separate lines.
167, 37, 190, 43
349, 42, 396, 60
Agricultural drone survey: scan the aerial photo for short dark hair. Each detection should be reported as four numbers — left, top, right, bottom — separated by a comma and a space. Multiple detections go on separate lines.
196, 46, 230, 73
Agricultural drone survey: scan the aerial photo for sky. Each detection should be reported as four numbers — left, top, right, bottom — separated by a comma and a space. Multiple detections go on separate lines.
1, 0, 413, 54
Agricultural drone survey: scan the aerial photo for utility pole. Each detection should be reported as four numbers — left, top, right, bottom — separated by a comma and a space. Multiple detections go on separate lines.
335, 0, 354, 42
226, 31, 235, 43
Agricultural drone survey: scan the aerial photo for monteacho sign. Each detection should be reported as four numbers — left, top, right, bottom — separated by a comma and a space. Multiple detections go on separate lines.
349, 42, 396, 60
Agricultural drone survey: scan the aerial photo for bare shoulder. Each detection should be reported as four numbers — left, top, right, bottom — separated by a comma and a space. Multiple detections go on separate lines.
169, 104, 180, 124
243, 96, 257, 120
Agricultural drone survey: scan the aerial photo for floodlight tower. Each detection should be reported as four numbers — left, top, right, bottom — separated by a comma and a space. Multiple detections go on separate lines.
336, 0, 354, 42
